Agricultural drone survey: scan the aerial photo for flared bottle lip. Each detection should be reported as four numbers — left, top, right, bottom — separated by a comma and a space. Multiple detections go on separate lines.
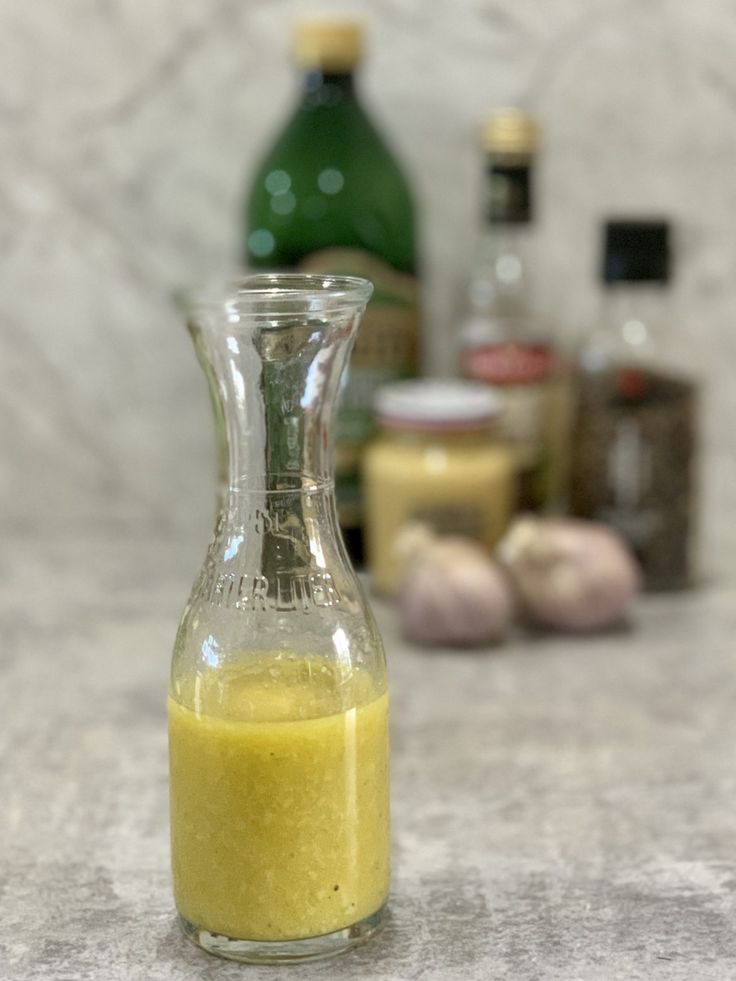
178, 272, 374, 320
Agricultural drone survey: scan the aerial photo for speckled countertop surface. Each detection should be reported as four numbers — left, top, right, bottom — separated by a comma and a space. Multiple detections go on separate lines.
2, 533, 735, 981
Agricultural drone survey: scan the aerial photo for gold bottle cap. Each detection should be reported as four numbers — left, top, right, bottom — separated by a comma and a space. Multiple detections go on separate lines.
482, 109, 538, 156
293, 19, 364, 72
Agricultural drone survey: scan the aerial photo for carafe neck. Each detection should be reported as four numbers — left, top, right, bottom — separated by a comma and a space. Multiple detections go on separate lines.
185, 274, 370, 530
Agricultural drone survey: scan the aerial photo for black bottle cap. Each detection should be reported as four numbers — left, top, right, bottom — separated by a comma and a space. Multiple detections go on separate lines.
602, 220, 670, 284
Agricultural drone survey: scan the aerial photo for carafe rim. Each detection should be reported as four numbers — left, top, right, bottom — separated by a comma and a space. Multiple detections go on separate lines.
180, 272, 374, 320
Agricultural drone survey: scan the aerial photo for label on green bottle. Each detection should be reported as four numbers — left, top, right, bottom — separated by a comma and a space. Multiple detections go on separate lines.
298, 248, 420, 526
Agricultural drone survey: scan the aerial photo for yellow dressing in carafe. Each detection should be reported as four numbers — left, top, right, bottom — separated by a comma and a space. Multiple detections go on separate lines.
168, 656, 390, 942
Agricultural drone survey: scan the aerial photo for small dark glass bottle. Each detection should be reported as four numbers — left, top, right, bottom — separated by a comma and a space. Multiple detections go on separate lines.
569, 221, 699, 590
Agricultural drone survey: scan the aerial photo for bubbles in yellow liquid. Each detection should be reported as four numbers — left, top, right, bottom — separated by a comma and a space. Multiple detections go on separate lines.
168, 656, 389, 941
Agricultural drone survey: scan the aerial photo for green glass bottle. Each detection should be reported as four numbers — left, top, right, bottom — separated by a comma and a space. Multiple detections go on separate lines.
245, 19, 420, 563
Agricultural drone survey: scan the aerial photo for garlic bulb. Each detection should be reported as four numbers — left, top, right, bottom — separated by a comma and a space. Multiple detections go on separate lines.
497, 516, 640, 632
397, 534, 514, 647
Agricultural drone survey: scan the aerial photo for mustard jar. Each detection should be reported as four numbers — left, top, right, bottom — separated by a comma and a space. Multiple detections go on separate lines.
363, 379, 516, 594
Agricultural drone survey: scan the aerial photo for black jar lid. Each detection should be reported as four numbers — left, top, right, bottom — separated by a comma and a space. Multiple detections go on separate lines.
602, 220, 670, 284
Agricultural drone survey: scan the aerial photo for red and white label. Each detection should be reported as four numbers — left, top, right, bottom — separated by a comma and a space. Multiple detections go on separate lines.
462, 343, 557, 386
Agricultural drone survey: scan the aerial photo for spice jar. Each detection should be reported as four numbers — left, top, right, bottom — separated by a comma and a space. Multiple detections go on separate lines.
569, 220, 699, 590
363, 379, 516, 594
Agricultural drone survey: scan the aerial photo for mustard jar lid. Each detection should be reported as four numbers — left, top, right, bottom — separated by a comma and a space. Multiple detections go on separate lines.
374, 379, 501, 432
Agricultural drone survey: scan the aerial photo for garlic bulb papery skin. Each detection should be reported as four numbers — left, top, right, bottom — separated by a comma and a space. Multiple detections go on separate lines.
393, 521, 438, 568
497, 516, 640, 633
397, 536, 514, 648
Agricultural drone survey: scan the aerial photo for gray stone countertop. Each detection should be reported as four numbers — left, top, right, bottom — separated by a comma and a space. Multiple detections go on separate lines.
2, 533, 735, 981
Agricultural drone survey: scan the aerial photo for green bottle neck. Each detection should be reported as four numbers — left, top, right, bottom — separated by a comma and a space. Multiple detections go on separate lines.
300, 70, 357, 108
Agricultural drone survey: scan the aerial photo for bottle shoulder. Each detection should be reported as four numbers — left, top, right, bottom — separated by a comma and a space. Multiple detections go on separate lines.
458, 286, 549, 347
249, 94, 413, 199
245, 102, 417, 270
172, 532, 387, 698
576, 293, 661, 372
459, 225, 543, 343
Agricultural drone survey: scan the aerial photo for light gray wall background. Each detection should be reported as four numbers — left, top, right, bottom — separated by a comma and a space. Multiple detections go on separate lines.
3, 0, 736, 576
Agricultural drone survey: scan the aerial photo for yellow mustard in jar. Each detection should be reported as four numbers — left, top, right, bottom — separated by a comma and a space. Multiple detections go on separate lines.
363, 379, 516, 594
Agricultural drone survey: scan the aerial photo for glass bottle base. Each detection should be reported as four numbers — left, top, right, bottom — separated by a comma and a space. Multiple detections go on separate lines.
178, 903, 387, 964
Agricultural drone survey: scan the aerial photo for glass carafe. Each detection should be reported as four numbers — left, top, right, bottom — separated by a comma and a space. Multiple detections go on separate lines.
169, 274, 389, 964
